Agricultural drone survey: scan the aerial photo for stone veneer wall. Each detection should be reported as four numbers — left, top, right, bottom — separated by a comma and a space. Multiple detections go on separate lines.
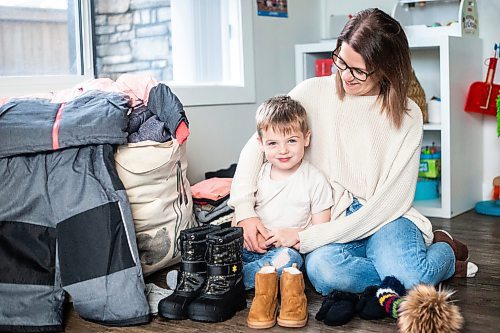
93, 0, 172, 81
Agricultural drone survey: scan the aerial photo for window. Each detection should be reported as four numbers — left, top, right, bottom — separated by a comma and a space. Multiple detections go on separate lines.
0, 0, 255, 106
171, 0, 243, 85
169, 0, 255, 105
0, 0, 93, 96
93, 0, 254, 106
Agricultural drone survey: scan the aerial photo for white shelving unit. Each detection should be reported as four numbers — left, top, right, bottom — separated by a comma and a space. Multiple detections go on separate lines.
295, 35, 483, 218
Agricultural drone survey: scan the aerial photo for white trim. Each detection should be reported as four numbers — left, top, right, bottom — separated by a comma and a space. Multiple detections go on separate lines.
168, 0, 255, 106
0, 75, 94, 97
79, 0, 94, 76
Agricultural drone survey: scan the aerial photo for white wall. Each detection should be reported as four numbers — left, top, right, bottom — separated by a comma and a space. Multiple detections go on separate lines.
185, 0, 321, 183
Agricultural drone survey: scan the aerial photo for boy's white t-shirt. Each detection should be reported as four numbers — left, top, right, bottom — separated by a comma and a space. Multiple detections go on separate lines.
255, 160, 334, 230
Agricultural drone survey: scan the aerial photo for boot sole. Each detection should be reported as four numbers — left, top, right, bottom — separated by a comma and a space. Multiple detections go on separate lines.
189, 297, 247, 323
247, 307, 278, 329
158, 295, 197, 321
247, 319, 277, 329
277, 315, 308, 328
158, 303, 190, 321
158, 311, 189, 321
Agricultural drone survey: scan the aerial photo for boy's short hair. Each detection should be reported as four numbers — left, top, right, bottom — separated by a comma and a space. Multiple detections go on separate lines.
256, 95, 309, 138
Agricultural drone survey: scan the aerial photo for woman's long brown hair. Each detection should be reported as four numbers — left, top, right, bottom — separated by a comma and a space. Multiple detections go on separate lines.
334, 8, 412, 129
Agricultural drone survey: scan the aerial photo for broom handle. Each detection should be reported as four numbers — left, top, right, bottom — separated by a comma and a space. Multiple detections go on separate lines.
485, 57, 497, 84
480, 58, 498, 109
480, 84, 493, 109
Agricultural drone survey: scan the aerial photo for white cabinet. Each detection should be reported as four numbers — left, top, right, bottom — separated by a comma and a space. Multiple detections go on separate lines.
295, 36, 483, 218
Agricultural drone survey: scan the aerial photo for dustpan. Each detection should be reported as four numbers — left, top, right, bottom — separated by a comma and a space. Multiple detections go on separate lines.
465, 57, 500, 116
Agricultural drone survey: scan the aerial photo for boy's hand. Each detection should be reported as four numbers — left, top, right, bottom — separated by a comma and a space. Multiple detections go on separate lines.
265, 228, 301, 249
256, 232, 268, 250
237, 217, 269, 253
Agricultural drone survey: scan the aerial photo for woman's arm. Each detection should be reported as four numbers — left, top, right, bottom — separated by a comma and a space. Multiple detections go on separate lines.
298, 120, 423, 253
228, 133, 268, 252
263, 207, 331, 250
228, 133, 263, 221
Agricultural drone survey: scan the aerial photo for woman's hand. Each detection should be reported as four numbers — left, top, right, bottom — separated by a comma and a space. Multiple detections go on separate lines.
265, 228, 301, 249
256, 232, 268, 252
237, 217, 269, 253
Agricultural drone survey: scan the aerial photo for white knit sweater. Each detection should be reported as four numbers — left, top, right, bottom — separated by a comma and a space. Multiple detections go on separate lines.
228, 76, 433, 253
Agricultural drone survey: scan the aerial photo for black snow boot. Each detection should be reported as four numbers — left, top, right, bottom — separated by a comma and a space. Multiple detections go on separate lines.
158, 224, 221, 320
188, 227, 246, 322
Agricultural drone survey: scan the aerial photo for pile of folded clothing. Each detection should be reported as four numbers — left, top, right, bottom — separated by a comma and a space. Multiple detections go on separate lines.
191, 164, 237, 227
191, 177, 233, 227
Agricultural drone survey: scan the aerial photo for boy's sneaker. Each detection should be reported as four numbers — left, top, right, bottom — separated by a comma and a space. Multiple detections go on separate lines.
433, 230, 469, 261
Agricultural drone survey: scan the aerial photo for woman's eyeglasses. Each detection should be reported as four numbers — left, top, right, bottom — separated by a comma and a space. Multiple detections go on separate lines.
331, 52, 375, 82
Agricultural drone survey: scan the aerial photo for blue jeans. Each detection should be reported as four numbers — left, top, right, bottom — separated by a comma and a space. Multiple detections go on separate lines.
305, 199, 455, 295
242, 247, 303, 290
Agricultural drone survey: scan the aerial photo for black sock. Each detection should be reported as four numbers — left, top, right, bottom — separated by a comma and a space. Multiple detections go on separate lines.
316, 290, 358, 326
356, 285, 387, 320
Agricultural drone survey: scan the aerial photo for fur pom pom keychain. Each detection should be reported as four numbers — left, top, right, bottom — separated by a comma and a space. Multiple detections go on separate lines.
398, 284, 464, 333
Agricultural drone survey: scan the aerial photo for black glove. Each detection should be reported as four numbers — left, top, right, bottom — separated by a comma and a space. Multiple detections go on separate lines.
356, 285, 387, 320
316, 290, 359, 326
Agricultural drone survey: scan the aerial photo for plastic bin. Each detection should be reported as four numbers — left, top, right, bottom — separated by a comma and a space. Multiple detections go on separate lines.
415, 178, 439, 200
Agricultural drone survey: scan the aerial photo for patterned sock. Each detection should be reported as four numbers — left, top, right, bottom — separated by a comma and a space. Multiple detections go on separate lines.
376, 276, 406, 319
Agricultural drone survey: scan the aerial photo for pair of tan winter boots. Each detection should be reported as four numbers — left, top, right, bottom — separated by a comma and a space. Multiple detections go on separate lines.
247, 264, 308, 329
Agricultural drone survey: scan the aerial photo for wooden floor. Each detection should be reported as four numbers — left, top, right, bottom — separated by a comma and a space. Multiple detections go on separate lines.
64, 210, 500, 332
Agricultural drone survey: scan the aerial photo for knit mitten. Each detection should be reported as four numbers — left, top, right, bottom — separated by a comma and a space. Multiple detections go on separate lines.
376, 276, 406, 319
315, 290, 358, 326
356, 285, 387, 320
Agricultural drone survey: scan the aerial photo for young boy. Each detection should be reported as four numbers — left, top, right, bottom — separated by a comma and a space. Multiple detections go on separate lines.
241, 95, 334, 289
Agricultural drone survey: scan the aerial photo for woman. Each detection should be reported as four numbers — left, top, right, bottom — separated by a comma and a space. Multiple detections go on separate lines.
228, 8, 467, 295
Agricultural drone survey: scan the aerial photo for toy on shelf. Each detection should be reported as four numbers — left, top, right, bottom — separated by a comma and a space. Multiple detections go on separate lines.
474, 177, 500, 216
418, 145, 441, 179
428, 96, 441, 124
415, 144, 441, 201
494, 177, 500, 200
315, 58, 334, 77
